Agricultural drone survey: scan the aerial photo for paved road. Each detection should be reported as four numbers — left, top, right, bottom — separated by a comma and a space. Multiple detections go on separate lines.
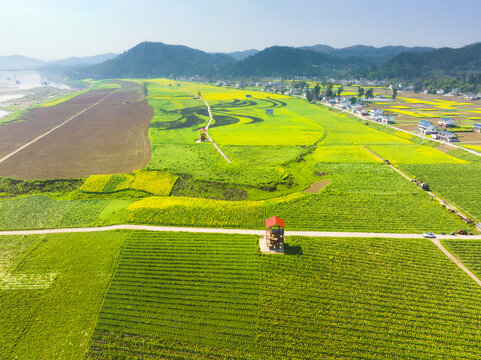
325, 101, 481, 158
3, 224, 480, 287
0, 90, 114, 165
1, 224, 481, 239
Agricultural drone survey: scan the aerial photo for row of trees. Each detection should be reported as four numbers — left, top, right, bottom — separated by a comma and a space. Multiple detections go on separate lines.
304, 83, 381, 103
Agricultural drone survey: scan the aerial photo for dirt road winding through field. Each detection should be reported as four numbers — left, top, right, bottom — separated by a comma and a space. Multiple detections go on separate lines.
182, 89, 231, 163
199, 96, 232, 163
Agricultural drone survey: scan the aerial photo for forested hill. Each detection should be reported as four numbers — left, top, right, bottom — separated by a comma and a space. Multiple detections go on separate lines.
71, 41, 481, 80
73, 42, 234, 78
232, 46, 367, 77
299, 44, 435, 65
374, 43, 481, 79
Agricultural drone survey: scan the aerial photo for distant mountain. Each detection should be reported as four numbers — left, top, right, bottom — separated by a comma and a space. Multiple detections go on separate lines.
220, 49, 259, 61
299, 44, 436, 65
48, 53, 118, 66
375, 43, 481, 79
0, 55, 45, 70
298, 44, 336, 54
76, 42, 234, 78
234, 46, 365, 77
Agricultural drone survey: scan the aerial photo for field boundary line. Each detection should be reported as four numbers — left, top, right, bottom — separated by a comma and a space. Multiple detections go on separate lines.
431, 238, 481, 288
0, 90, 115, 164
1, 224, 481, 239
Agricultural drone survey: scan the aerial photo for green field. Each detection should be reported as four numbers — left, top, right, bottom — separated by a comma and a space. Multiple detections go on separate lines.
80, 232, 481, 359
2, 77, 481, 360
399, 163, 481, 220
1, 78, 478, 233
0, 231, 127, 359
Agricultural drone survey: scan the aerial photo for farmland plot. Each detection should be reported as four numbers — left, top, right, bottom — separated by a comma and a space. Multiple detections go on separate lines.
399, 163, 481, 220
0, 232, 127, 360
86, 233, 481, 359
0, 82, 152, 179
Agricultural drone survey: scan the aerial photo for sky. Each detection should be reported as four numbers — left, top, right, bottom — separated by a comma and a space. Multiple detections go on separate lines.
2, 0, 481, 59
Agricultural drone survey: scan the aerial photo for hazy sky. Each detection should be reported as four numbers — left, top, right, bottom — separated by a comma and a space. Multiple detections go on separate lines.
2, 0, 481, 59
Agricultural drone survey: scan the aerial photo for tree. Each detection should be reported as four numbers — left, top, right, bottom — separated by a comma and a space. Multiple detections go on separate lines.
358, 87, 365, 98
350, 97, 357, 105
313, 83, 321, 99
365, 88, 374, 100
392, 87, 398, 100
337, 85, 344, 97
325, 82, 334, 98
306, 88, 315, 103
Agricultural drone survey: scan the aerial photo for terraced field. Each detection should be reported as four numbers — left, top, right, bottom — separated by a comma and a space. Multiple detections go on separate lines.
83, 232, 481, 359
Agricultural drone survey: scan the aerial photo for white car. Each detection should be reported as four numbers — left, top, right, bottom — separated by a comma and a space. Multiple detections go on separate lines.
423, 232, 436, 238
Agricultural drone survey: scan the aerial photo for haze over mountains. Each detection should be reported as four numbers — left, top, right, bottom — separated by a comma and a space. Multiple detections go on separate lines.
3, 41, 481, 80
0, 53, 118, 70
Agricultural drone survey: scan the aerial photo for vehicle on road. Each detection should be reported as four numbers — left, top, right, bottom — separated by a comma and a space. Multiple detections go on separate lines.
423, 232, 436, 238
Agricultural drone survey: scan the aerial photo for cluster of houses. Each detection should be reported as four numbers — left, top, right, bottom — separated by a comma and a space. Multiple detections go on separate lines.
369, 109, 395, 125
418, 119, 459, 142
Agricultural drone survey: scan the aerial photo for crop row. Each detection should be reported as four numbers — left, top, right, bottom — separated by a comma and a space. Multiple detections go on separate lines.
400, 163, 481, 220
86, 232, 261, 359
86, 232, 481, 359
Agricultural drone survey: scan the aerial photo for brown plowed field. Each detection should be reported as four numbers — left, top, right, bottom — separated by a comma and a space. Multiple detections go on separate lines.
0, 104, 86, 158
0, 82, 153, 179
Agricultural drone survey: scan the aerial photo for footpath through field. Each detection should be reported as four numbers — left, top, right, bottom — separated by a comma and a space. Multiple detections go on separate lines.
0, 90, 114, 165
182, 89, 231, 163
362, 146, 473, 221
2, 224, 481, 287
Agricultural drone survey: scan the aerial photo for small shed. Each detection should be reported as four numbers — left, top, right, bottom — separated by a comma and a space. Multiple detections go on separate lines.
265, 109, 274, 115
473, 124, 481, 133
265, 216, 285, 250
246, 94, 252, 98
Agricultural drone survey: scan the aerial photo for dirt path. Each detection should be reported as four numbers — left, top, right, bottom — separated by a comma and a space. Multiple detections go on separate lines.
0, 90, 114, 165
199, 96, 231, 163
363, 145, 474, 222
182, 90, 231, 163
2, 224, 481, 239
304, 180, 330, 193
431, 238, 481, 288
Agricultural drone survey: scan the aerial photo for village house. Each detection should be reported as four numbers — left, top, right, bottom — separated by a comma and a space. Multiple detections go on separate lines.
381, 115, 395, 125
438, 117, 456, 127
434, 130, 459, 143
418, 120, 438, 135
473, 124, 481, 133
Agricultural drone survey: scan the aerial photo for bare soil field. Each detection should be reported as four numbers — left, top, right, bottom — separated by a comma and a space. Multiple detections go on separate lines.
0, 82, 152, 179
0, 104, 86, 158
304, 180, 330, 193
